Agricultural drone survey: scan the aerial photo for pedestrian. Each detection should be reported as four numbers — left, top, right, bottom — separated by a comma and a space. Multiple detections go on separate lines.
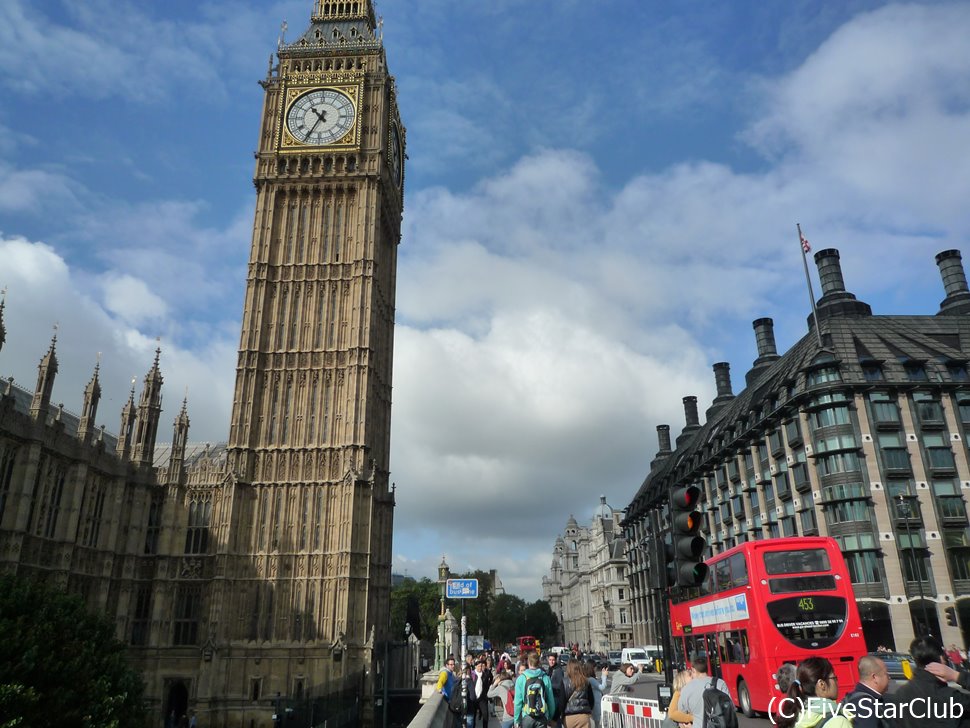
561, 658, 594, 728
661, 669, 693, 728
894, 638, 970, 728
188, 710, 197, 728
674, 655, 729, 720
842, 655, 892, 728
774, 657, 850, 728
544, 651, 567, 728
582, 661, 608, 728
462, 665, 478, 728
472, 657, 493, 728
606, 663, 644, 695
487, 669, 515, 728
437, 656, 461, 728
947, 643, 963, 668
514, 651, 557, 728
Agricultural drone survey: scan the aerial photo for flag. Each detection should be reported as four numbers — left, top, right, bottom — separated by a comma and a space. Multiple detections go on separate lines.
800, 231, 811, 254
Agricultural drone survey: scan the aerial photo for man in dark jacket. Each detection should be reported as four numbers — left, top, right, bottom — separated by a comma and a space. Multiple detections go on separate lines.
893, 638, 970, 728
543, 652, 566, 728
843, 655, 892, 728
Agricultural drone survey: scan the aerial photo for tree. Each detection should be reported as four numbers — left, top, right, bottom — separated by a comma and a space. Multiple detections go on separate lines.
0, 575, 147, 728
389, 577, 442, 641
489, 594, 526, 648
524, 599, 559, 645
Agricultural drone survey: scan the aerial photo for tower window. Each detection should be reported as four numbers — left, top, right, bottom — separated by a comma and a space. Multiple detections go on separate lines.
173, 586, 202, 645
184, 499, 211, 554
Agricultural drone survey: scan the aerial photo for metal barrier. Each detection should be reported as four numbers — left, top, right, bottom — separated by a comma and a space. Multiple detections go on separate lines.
600, 695, 666, 728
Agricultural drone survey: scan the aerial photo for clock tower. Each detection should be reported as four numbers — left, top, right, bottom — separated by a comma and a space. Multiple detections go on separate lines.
220, 0, 402, 720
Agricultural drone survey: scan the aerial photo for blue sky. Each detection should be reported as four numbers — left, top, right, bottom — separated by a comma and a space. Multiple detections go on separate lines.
2, 0, 970, 601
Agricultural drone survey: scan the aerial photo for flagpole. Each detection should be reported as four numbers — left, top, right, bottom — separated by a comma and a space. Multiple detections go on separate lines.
798, 223, 825, 349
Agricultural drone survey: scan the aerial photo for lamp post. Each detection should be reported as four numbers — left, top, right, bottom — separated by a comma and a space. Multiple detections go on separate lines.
898, 492, 933, 637
436, 556, 450, 670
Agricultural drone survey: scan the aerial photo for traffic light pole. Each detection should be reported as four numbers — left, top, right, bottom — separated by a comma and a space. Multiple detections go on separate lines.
650, 508, 676, 684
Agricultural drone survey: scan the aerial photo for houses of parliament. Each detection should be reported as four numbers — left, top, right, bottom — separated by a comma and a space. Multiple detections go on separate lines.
0, 2, 403, 726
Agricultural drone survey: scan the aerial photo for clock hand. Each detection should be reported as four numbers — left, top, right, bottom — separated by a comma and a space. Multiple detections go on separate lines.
305, 111, 326, 137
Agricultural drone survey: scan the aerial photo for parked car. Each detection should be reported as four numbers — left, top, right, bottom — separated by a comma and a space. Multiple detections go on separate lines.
607, 650, 622, 670
870, 651, 913, 681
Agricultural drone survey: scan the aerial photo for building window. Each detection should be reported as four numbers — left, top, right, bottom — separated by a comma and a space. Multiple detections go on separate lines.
799, 509, 818, 534
943, 528, 970, 580
862, 365, 885, 382
78, 477, 107, 549
905, 363, 928, 382
879, 432, 911, 472
823, 500, 873, 526
833, 533, 883, 584
914, 392, 944, 425
815, 451, 861, 476
949, 364, 969, 382
807, 366, 842, 386
173, 587, 202, 645
869, 392, 900, 425
0, 444, 17, 524
144, 495, 163, 554
815, 433, 857, 453
130, 586, 153, 646
30, 457, 66, 539
810, 406, 851, 429
774, 467, 791, 499
933, 480, 967, 522
898, 532, 932, 584
822, 482, 868, 501
619, 608, 628, 625
924, 433, 955, 470
184, 499, 211, 554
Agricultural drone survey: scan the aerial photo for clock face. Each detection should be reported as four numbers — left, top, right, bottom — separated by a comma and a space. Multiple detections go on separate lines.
286, 88, 356, 146
390, 123, 403, 187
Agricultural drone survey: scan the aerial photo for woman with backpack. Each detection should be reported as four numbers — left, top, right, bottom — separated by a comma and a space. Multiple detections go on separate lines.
561, 659, 594, 728
487, 670, 515, 728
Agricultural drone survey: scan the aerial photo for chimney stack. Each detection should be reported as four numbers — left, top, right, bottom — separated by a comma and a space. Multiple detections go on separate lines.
707, 362, 735, 419
753, 319, 778, 359
808, 248, 871, 324
657, 424, 672, 453
713, 362, 733, 399
936, 250, 970, 315
746, 319, 781, 387
683, 396, 700, 428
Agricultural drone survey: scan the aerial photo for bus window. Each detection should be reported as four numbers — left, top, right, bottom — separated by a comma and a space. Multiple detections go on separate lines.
715, 559, 732, 592
764, 549, 830, 575
718, 629, 749, 663
728, 553, 749, 587
766, 594, 847, 648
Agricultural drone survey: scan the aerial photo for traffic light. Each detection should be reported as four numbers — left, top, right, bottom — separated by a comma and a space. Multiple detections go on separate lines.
946, 607, 958, 627
670, 485, 709, 588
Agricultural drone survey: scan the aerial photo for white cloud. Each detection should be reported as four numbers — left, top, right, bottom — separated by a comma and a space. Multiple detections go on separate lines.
0, 234, 235, 444
101, 274, 168, 326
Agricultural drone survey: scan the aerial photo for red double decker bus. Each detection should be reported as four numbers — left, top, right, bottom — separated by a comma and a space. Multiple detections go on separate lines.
517, 635, 539, 655
668, 537, 866, 716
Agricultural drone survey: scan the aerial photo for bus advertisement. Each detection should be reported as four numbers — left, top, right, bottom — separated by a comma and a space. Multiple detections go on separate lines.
668, 536, 867, 716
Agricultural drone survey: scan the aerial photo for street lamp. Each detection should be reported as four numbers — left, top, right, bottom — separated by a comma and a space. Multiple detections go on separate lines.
436, 556, 450, 670
898, 492, 933, 637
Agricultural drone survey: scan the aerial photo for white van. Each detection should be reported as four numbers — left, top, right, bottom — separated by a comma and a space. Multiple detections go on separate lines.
643, 644, 663, 672
620, 647, 651, 672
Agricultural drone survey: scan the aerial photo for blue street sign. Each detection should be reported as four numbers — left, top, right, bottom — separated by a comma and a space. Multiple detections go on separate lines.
446, 578, 479, 599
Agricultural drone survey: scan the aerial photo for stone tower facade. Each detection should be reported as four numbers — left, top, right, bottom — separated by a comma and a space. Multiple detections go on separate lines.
0, 3, 403, 726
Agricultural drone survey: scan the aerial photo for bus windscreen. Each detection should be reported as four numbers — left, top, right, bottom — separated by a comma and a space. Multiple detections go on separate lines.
766, 595, 848, 648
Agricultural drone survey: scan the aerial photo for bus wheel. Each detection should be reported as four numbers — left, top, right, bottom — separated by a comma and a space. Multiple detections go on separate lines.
738, 679, 756, 718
